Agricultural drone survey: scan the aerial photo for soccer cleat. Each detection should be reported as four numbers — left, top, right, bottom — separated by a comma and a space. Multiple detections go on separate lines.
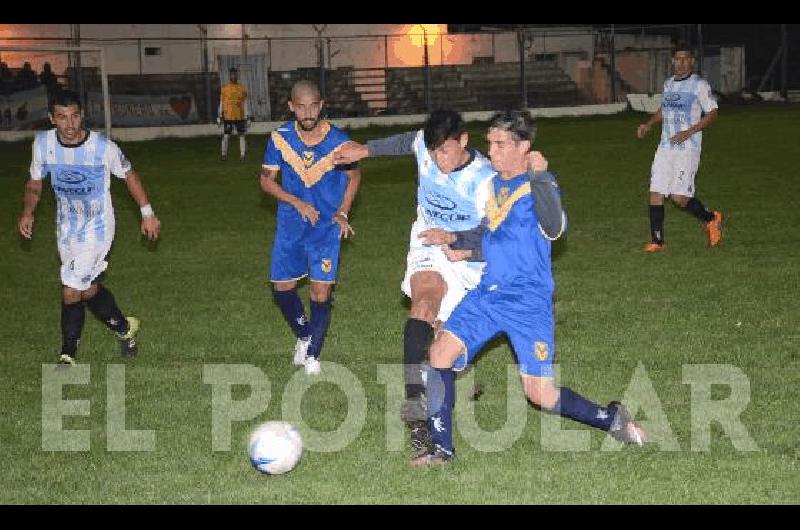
304, 355, 321, 376
643, 242, 665, 253
116, 316, 140, 358
410, 444, 454, 467
607, 401, 646, 446
220, 154, 227, 162
57, 353, 76, 368
408, 421, 434, 458
293, 337, 311, 366
705, 211, 724, 247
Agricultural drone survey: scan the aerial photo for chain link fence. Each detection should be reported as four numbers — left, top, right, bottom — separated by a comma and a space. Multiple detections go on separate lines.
0, 24, 795, 130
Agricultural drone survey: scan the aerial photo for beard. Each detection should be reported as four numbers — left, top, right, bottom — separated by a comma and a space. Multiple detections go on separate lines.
297, 117, 320, 131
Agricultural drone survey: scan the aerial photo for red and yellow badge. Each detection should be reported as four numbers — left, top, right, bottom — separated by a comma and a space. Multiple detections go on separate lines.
303, 151, 315, 168
534, 341, 549, 361
321, 258, 332, 273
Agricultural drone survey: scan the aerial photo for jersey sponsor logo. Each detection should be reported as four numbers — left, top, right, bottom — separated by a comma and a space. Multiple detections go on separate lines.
663, 93, 681, 102
423, 208, 471, 223
534, 341, 549, 361
57, 170, 87, 184
425, 192, 457, 210
54, 185, 95, 195
321, 258, 332, 273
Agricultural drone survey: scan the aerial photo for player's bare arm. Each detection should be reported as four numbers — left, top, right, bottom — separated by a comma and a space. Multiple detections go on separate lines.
637, 109, 663, 138
124, 169, 161, 241
333, 168, 361, 239
260, 167, 319, 225
670, 108, 718, 145
18, 178, 43, 239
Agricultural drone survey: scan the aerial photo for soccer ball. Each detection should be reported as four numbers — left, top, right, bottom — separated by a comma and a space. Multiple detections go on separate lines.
248, 421, 303, 475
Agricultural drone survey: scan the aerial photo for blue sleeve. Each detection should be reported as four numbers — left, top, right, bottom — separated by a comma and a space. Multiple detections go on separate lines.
366, 131, 417, 157
263, 133, 282, 168
450, 223, 487, 262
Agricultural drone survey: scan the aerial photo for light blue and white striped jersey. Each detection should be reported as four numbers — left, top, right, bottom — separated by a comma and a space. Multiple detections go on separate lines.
659, 74, 718, 151
30, 129, 132, 247
413, 130, 495, 233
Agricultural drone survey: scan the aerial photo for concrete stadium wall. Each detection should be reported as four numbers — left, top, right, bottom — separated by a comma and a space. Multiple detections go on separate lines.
0, 103, 628, 143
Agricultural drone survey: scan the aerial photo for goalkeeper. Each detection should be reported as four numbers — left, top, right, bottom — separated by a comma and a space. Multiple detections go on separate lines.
218, 67, 251, 161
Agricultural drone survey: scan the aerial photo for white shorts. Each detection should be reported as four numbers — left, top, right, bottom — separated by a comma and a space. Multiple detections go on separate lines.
650, 147, 701, 197
58, 240, 112, 291
401, 217, 484, 322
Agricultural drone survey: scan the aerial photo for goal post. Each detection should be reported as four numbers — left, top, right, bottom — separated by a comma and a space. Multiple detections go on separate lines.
0, 45, 111, 137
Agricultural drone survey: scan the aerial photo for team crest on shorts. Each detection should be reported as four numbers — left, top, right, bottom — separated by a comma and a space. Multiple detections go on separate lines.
321, 258, 332, 273
534, 341, 549, 361
303, 151, 315, 168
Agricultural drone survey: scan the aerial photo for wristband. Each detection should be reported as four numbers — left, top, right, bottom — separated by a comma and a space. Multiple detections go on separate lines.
140, 204, 155, 218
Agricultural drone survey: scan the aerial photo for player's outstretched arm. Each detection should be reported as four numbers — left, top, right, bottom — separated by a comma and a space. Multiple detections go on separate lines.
419, 226, 486, 262
124, 169, 161, 241
18, 178, 42, 240
333, 131, 417, 165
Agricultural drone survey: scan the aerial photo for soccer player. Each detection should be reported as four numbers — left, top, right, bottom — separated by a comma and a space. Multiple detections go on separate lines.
333, 110, 547, 456
218, 67, 251, 161
637, 42, 723, 252
17, 89, 161, 367
260, 80, 361, 376
411, 110, 645, 466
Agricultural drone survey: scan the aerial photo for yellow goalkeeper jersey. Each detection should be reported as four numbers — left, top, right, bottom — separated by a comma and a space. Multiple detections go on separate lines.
220, 83, 248, 121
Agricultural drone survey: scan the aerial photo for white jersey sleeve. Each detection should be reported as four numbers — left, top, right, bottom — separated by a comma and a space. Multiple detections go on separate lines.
29, 132, 46, 180
105, 140, 133, 178
696, 78, 718, 114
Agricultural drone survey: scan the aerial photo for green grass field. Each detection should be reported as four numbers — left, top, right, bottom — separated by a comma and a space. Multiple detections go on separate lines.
1, 105, 798, 504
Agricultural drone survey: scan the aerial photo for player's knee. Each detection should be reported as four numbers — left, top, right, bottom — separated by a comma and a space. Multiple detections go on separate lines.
410, 293, 443, 323
523, 378, 559, 409
81, 283, 100, 301
272, 281, 297, 293
62, 287, 82, 304
671, 195, 689, 208
309, 283, 332, 302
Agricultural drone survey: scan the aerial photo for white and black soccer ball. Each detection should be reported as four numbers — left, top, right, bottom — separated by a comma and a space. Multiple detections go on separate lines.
248, 421, 303, 475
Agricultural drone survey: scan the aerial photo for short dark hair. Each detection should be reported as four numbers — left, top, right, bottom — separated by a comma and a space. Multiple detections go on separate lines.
423, 110, 466, 150
229, 67, 238, 73
487, 109, 537, 144
673, 42, 695, 57
48, 89, 82, 112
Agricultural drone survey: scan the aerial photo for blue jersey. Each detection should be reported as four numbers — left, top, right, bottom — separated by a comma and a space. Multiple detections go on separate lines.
30, 129, 131, 248
412, 130, 494, 233
479, 172, 554, 295
659, 74, 718, 152
262, 120, 353, 220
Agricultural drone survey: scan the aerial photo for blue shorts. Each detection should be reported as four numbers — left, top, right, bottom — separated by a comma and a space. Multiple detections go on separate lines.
270, 216, 341, 283
443, 285, 555, 378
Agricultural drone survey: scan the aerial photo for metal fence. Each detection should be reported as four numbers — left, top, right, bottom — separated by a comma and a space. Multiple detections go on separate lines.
0, 24, 795, 130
